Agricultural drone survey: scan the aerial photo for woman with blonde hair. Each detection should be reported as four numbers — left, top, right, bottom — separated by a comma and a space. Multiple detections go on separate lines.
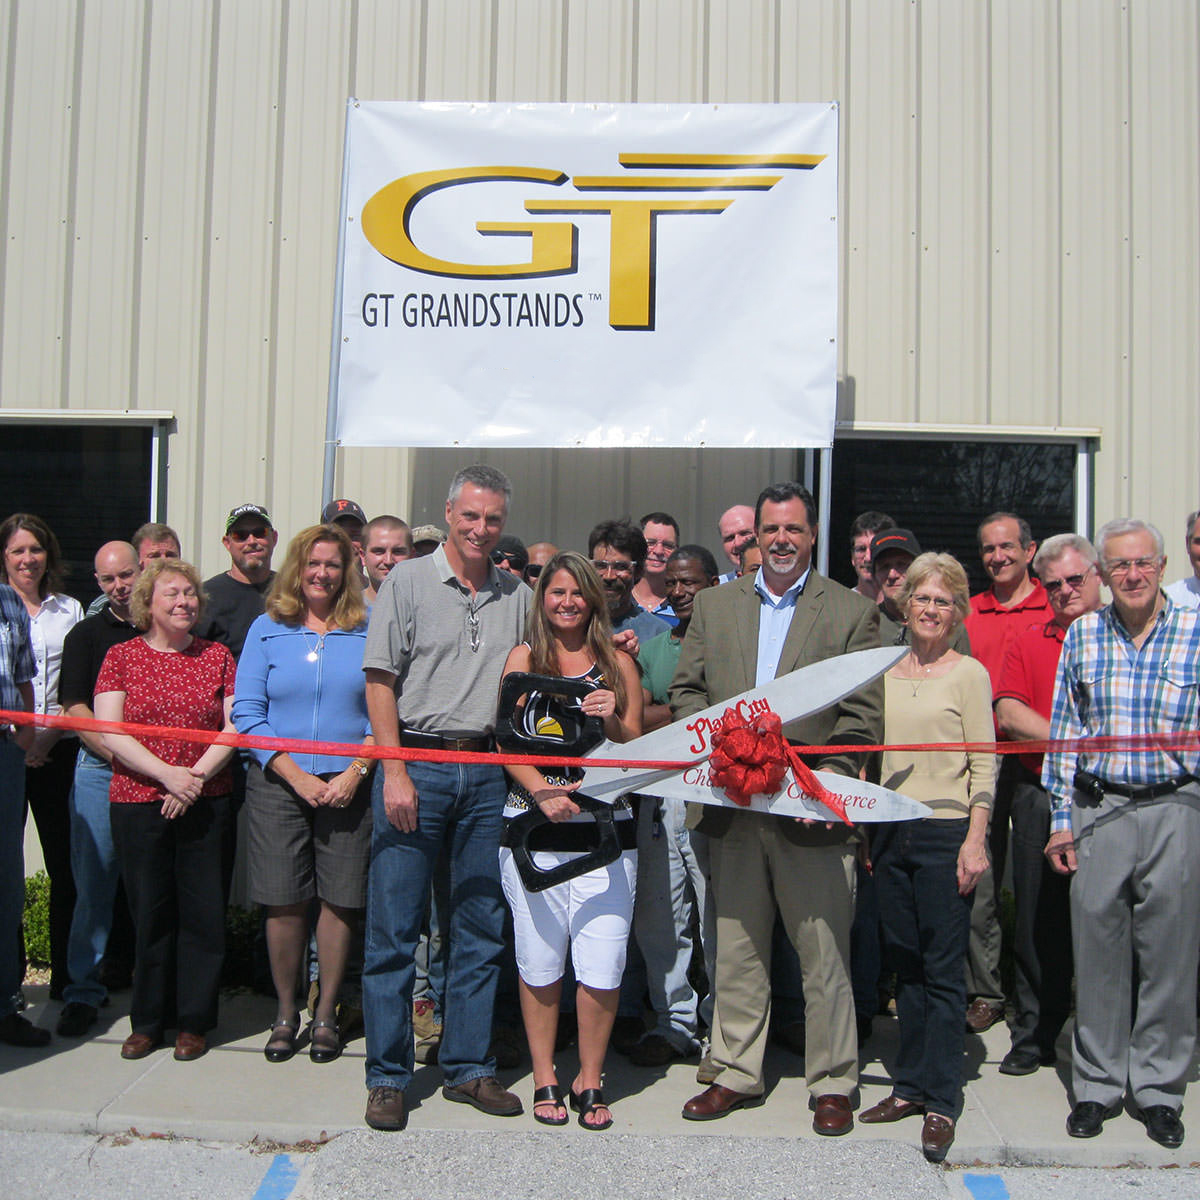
497, 551, 642, 1130
859, 551, 995, 1162
233, 524, 373, 1065
94, 559, 237, 1061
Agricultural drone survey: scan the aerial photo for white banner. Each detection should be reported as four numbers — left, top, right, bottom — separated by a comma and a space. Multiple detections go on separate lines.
335, 101, 838, 449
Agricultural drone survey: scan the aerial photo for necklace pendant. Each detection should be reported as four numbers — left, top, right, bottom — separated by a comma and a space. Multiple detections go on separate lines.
306, 649, 318, 663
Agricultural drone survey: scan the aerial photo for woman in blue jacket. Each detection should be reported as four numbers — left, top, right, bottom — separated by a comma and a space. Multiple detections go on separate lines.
233, 524, 373, 1064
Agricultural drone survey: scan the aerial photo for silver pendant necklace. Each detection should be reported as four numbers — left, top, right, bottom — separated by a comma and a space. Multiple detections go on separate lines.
302, 629, 325, 662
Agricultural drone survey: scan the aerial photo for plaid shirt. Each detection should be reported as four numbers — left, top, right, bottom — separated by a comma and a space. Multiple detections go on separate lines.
1043, 594, 1200, 832
0, 581, 36, 714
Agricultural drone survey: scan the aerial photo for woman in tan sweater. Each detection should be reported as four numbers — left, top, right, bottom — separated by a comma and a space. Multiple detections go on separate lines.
859, 552, 995, 1163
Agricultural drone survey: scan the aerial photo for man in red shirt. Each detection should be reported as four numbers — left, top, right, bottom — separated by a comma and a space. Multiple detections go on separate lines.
962, 512, 1052, 1032
993, 534, 1102, 1073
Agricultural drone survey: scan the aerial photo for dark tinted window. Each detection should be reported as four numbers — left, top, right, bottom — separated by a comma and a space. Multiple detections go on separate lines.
0, 424, 155, 606
829, 439, 1077, 594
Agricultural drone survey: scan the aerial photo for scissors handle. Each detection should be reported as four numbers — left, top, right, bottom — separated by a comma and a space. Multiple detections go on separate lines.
495, 672, 605, 759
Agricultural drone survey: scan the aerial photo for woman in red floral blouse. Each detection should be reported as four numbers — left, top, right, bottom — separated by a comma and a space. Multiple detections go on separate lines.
94, 559, 237, 1063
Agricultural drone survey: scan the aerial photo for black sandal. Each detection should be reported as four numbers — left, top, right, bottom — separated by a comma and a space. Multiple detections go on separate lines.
263, 1015, 300, 1063
532, 1084, 569, 1126
309, 1018, 342, 1064
570, 1087, 613, 1131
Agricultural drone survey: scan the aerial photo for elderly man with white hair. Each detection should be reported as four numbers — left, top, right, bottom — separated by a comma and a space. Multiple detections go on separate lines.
1044, 518, 1200, 1150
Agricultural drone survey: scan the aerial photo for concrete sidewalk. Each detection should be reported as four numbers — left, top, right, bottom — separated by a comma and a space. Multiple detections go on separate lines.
0, 984, 1195, 1167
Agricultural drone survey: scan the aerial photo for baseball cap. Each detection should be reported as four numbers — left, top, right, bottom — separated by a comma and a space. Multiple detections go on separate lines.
225, 503, 273, 533
870, 528, 922, 561
321, 498, 367, 527
410, 524, 446, 546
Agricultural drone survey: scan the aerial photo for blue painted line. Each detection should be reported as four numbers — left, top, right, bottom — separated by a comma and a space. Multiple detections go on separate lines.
252, 1154, 302, 1200
962, 1174, 1009, 1200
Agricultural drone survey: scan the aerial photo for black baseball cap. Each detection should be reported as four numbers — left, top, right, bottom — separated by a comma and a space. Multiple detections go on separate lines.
225, 504, 273, 533
321, 498, 367, 527
870, 528, 922, 561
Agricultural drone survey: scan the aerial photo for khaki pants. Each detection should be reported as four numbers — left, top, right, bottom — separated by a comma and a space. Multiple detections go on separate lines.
707, 811, 858, 1097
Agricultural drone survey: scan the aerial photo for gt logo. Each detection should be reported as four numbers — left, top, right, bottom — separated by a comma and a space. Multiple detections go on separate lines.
360, 153, 825, 330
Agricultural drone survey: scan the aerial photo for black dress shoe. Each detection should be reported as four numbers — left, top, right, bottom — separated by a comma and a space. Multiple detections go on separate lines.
999, 1047, 1055, 1075
56, 1001, 99, 1037
1136, 1105, 1184, 1149
1066, 1100, 1119, 1138
0, 1012, 50, 1047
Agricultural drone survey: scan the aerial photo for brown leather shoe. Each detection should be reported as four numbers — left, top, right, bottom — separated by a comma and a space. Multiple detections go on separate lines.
860, 1094, 924, 1124
441, 1075, 523, 1116
921, 1112, 956, 1163
120, 1032, 162, 1060
681, 1084, 765, 1121
365, 1085, 407, 1131
964, 998, 1005, 1033
812, 1093, 854, 1136
174, 1031, 207, 1061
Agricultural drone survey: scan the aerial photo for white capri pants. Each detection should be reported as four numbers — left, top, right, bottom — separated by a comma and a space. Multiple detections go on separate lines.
499, 846, 637, 990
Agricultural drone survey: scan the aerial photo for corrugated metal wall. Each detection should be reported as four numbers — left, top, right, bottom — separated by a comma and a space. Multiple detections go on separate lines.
1, 0, 1197, 577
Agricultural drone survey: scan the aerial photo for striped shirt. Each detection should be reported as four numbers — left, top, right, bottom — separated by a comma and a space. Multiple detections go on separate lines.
1042, 595, 1200, 832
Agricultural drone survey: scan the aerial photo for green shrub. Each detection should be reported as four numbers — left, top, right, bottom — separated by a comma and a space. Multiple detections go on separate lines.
23, 871, 51, 966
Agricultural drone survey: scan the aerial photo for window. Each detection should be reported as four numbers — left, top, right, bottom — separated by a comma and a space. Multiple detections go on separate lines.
828, 436, 1088, 594
0, 422, 162, 606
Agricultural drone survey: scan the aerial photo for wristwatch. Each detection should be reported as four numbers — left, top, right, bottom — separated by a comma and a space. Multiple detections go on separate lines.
350, 760, 370, 778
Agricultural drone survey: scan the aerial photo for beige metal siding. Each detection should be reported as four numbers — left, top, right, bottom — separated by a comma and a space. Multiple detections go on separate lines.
1, 0, 1197, 578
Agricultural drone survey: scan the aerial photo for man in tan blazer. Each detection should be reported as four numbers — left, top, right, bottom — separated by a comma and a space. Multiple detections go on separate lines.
670, 482, 882, 1134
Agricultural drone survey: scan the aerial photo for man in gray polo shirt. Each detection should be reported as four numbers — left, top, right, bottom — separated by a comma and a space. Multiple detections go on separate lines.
361, 465, 531, 1132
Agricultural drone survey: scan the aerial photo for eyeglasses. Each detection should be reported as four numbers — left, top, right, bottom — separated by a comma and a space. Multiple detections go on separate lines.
1043, 567, 1094, 595
466, 606, 480, 652
909, 594, 954, 612
591, 558, 634, 575
489, 549, 512, 565
228, 526, 269, 541
1103, 557, 1161, 577
523, 564, 543, 581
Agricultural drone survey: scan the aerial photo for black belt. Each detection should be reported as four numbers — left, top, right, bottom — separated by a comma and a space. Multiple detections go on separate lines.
400, 730, 493, 753
1074, 769, 1194, 803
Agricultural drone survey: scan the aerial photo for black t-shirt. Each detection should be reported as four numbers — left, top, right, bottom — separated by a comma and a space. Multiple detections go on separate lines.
197, 571, 274, 660
58, 606, 141, 710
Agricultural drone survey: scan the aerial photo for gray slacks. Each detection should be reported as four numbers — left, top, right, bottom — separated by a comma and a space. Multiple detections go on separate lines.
1070, 782, 1200, 1110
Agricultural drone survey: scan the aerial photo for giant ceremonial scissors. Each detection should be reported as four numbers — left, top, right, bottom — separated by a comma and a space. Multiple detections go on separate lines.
496, 645, 929, 890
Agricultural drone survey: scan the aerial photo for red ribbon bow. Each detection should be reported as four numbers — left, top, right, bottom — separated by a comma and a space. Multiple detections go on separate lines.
708, 708, 852, 826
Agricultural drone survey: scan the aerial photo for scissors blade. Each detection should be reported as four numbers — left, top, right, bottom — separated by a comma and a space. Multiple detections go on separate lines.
638, 766, 931, 823
580, 645, 904, 800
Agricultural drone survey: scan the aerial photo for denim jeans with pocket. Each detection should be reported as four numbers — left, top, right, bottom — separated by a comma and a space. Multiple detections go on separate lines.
363, 761, 507, 1092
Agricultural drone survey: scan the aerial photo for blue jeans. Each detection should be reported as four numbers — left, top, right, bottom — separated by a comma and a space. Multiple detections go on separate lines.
363, 762, 507, 1092
0, 738, 26, 1016
875, 817, 974, 1120
64, 749, 118, 1009
412, 848, 451, 1016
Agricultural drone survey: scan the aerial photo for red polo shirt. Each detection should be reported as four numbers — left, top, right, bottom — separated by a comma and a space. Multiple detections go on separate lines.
993, 617, 1066, 773
965, 580, 1052, 736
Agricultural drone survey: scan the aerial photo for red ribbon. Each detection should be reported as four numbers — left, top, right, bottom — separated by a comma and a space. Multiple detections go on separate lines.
2, 709, 1197, 775
709, 707, 852, 825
